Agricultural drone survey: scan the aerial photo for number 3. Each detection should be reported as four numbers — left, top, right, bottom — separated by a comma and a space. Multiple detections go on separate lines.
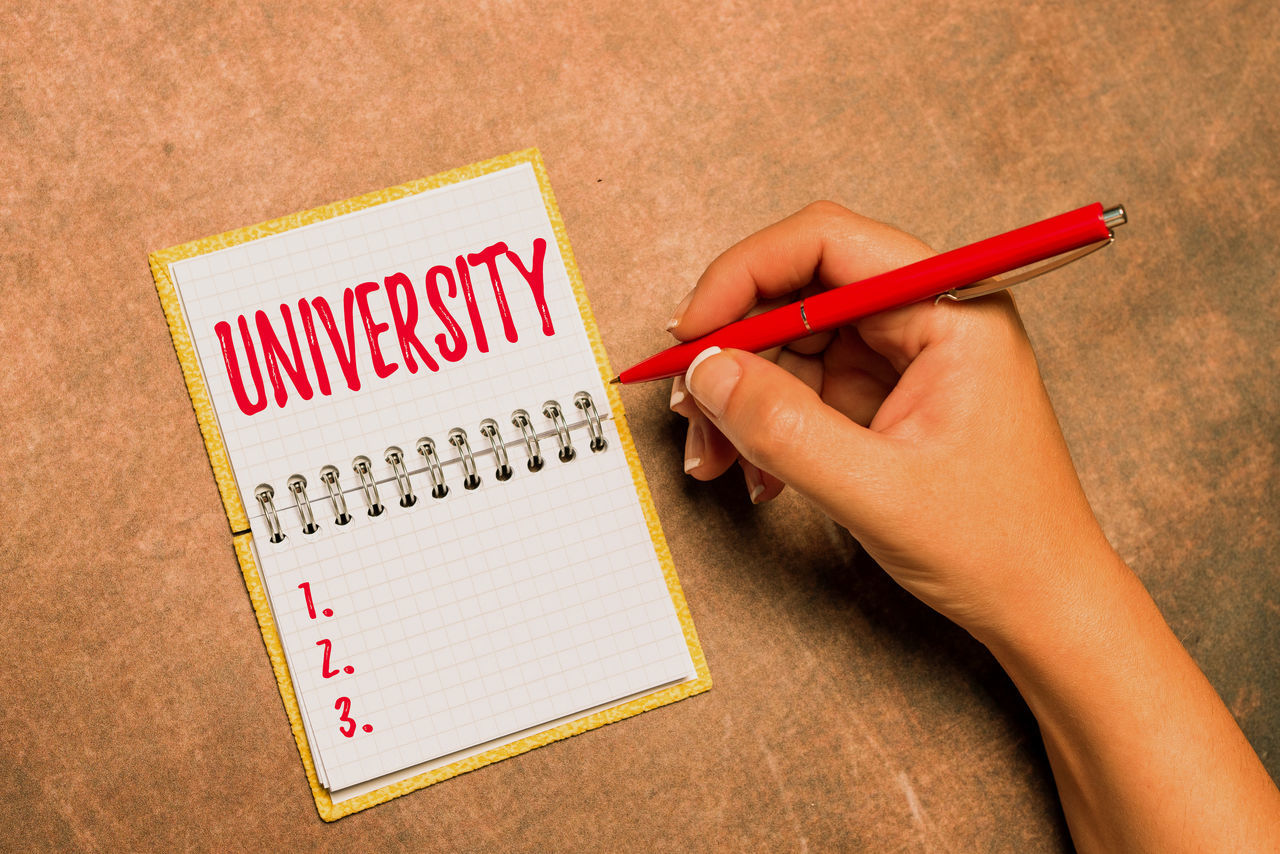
335, 696, 356, 737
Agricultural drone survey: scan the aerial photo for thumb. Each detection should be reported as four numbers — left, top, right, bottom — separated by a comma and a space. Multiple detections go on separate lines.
683, 347, 899, 522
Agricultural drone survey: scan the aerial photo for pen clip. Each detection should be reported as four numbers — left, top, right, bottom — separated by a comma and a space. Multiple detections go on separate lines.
936, 233, 1114, 303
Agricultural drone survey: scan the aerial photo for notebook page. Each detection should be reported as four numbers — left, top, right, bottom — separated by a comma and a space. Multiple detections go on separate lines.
327, 672, 690, 804
249, 415, 693, 789
167, 163, 695, 790
171, 163, 598, 490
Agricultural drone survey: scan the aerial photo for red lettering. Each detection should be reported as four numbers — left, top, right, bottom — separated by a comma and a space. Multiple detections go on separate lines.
317, 638, 340, 678
310, 294, 362, 392
296, 299, 332, 396
336, 696, 356, 737
467, 241, 517, 344
297, 581, 333, 618
454, 254, 488, 353
214, 317, 268, 416
506, 238, 554, 336
214, 236, 563, 412
354, 282, 398, 379
255, 305, 314, 408
213, 317, 268, 417
299, 582, 317, 619
384, 272, 439, 374
425, 265, 468, 363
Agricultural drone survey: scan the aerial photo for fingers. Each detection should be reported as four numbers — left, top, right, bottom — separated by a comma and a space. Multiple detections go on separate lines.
664, 201, 963, 511
739, 459, 785, 504
675, 379, 787, 503
673, 344, 796, 496
667, 201, 935, 341
682, 410, 738, 477
672, 376, 741, 479
673, 348, 826, 502
855, 289, 1029, 377
776, 347, 823, 394
683, 347, 896, 523
818, 328, 896, 426
669, 376, 696, 418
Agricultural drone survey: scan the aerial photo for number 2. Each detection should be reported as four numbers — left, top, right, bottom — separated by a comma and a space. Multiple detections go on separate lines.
316, 638, 339, 678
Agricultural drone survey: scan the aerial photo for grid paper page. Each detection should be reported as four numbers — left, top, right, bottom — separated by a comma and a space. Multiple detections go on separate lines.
168, 163, 696, 790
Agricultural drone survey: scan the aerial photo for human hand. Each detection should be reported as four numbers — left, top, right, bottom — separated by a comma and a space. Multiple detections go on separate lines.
670, 202, 1280, 852
669, 201, 1122, 649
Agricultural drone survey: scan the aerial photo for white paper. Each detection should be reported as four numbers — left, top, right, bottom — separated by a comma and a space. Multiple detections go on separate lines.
169, 163, 695, 790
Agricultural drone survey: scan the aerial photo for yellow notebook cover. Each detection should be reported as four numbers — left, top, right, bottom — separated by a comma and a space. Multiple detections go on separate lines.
149, 149, 710, 820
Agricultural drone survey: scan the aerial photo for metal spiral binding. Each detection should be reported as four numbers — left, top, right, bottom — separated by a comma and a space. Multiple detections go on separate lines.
254, 483, 286, 543
574, 391, 607, 453
318, 465, 352, 525
252, 392, 609, 540
416, 437, 449, 498
286, 474, 320, 534
511, 409, 544, 472
352, 455, 385, 516
448, 428, 482, 490
543, 400, 576, 462
479, 419, 514, 481
384, 446, 417, 507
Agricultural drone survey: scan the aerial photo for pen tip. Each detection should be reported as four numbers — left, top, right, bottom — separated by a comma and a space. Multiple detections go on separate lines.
608, 376, 620, 384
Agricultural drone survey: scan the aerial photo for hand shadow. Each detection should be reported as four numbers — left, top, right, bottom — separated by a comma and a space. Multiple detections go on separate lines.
664, 411, 1070, 845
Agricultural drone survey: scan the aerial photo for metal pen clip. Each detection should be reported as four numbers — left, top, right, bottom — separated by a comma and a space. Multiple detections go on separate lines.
937, 205, 1126, 303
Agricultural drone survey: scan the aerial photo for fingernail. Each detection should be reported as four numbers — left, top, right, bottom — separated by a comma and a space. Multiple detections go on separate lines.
683, 420, 704, 473
685, 347, 739, 419
669, 376, 686, 410
742, 465, 765, 503
666, 289, 694, 332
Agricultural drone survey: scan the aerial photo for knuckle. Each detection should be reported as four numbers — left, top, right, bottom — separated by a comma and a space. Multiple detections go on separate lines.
801, 199, 850, 221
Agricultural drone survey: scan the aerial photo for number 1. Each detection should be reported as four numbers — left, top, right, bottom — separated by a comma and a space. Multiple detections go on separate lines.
298, 582, 317, 619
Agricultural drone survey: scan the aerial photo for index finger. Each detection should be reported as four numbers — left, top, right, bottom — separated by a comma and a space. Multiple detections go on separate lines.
669, 201, 935, 341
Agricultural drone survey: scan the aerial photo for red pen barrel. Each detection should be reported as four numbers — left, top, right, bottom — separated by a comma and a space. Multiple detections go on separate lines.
616, 305, 811, 383
616, 203, 1115, 384
802, 203, 1110, 331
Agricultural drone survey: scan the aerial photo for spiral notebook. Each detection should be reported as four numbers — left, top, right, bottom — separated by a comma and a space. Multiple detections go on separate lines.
149, 150, 710, 820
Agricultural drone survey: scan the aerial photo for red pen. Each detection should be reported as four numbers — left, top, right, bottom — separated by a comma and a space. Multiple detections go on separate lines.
611, 202, 1127, 384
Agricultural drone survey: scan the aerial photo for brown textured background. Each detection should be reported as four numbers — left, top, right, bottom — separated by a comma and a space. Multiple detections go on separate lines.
3, 1, 1277, 851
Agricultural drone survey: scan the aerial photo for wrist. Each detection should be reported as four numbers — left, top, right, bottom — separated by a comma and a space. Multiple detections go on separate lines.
976, 547, 1280, 853
976, 544, 1145, 693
